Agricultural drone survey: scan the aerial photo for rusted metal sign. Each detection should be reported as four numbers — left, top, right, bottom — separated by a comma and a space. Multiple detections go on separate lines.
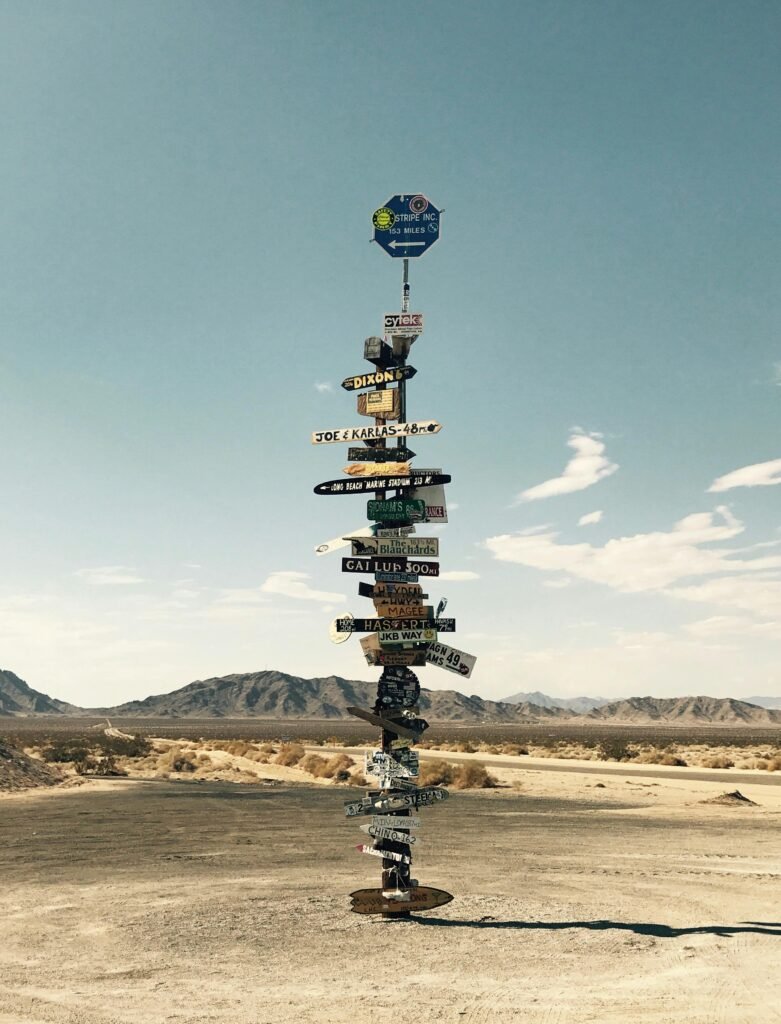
311, 421, 441, 445
349, 886, 453, 916
357, 389, 400, 419
341, 366, 417, 391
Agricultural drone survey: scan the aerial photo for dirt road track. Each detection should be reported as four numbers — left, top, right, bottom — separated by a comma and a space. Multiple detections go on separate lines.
1, 780, 779, 1024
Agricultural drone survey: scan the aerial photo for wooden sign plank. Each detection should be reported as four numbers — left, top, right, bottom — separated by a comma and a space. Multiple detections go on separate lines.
343, 463, 410, 479
349, 886, 453, 916
426, 640, 477, 679
364, 581, 425, 598
336, 617, 454, 632
346, 706, 425, 739
311, 421, 441, 445
341, 366, 417, 392
355, 844, 411, 864
365, 650, 428, 666
357, 389, 400, 419
372, 815, 422, 829
360, 824, 418, 845
344, 786, 448, 817
374, 604, 433, 621
343, 557, 440, 576
348, 446, 416, 463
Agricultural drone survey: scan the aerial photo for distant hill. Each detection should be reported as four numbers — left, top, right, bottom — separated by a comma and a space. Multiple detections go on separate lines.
502, 690, 614, 713
746, 696, 781, 710
2, 668, 780, 726
0, 670, 77, 716
104, 670, 564, 724
586, 695, 781, 726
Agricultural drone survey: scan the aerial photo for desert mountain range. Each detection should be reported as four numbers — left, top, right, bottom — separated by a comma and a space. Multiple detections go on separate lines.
1, 668, 780, 726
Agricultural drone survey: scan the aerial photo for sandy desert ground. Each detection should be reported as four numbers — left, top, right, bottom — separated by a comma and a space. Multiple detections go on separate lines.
1, 754, 780, 1024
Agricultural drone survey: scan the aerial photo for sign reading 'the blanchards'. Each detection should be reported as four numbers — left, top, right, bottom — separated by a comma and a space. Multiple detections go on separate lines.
383, 312, 424, 336
426, 640, 477, 678
351, 536, 439, 558
341, 366, 416, 392
311, 421, 441, 445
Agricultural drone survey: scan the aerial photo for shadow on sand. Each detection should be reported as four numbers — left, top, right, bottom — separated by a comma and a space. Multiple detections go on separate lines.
409, 918, 781, 938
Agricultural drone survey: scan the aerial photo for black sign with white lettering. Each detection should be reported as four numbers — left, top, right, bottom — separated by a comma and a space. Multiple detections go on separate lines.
342, 557, 440, 576
341, 366, 417, 392
315, 473, 450, 496
348, 446, 416, 463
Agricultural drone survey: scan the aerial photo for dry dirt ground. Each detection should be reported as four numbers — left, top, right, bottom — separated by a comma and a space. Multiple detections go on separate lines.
1, 769, 780, 1024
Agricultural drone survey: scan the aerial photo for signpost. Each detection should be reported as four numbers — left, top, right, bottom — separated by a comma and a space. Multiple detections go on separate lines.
313, 192, 469, 917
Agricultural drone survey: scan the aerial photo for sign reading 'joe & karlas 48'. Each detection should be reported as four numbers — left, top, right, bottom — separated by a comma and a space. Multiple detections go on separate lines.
311, 421, 441, 445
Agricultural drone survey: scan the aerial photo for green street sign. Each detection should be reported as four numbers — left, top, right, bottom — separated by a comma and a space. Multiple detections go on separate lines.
367, 498, 425, 522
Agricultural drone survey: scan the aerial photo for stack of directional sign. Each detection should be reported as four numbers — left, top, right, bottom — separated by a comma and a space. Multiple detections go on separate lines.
312, 199, 477, 916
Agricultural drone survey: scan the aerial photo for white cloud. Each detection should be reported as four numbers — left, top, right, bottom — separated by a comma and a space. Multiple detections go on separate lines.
708, 458, 781, 493
74, 566, 147, 586
314, 382, 333, 393
260, 570, 344, 605
438, 570, 480, 582
214, 588, 269, 606
543, 578, 572, 588
773, 362, 781, 386
578, 510, 603, 527
515, 430, 618, 503
667, 573, 781, 619
684, 615, 781, 638
484, 507, 781, 596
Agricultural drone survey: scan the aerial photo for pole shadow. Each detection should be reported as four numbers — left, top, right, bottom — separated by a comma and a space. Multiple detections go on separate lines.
409, 918, 781, 938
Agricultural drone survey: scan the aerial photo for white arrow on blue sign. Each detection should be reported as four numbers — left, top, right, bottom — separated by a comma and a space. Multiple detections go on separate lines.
372, 194, 441, 259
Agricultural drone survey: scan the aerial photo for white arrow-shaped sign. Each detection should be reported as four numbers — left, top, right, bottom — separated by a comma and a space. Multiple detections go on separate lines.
389, 239, 427, 249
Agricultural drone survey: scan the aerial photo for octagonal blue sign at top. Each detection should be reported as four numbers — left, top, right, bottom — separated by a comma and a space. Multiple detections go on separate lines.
372, 194, 441, 258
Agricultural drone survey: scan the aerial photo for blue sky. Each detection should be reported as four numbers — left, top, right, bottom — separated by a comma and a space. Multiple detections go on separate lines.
1, 1, 779, 706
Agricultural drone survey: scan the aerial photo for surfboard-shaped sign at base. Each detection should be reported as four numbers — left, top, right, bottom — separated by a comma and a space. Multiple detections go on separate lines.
349, 886, 453, 916
312, 421, 441, 445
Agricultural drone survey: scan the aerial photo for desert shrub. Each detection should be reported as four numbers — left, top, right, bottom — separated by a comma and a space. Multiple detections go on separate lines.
41, 741, 90, 763
258, 743, 276, 754
325, 736, 344, 747
319, 754, 354, 781
349, 772, 368, 787
500, 743, 528, 756
451, 762, 498, 789
98, 735, 151, 758
599, 738, 631, 762
765, 757, 781, 772
299, 753, 328, 776
454, 741, 477, 754
417, 759, 456, 787
659, 753, 687, 766
274, 743, 305, 767
75, 754, 127, 777
158, 747, 198, 773
701, 754, 734, 769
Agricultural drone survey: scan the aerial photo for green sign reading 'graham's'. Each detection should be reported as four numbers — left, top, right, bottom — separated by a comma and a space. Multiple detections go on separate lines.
367, 498, 425, 521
